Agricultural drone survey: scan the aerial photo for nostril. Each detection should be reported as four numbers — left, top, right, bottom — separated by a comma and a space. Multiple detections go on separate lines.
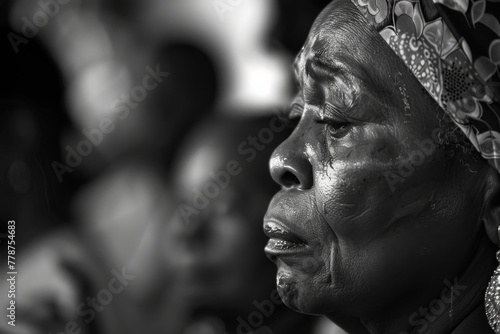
269, 140, 313, 190
280, 171, 301, 188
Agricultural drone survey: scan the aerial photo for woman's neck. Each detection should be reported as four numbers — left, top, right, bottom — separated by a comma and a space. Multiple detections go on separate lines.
327, 232, 498, 334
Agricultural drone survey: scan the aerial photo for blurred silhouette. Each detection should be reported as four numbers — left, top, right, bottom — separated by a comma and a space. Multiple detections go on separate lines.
0, 0, 347, 333
165, 114, 318, 334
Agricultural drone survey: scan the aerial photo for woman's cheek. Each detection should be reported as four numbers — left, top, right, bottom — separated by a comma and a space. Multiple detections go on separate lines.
317, 161, 362, 213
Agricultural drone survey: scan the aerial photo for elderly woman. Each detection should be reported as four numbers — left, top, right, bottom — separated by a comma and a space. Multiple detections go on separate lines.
263, 0, 500, 333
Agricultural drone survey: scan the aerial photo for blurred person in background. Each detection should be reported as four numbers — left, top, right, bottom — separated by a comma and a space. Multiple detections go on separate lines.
1, 0, 217, 333
0, 164, 180, 334
0, 0, 348, 333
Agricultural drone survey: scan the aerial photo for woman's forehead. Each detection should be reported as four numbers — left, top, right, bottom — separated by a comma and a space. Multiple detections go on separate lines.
294, 1, 388, 86
311, 0, 367, 32
293, 24, 405, 117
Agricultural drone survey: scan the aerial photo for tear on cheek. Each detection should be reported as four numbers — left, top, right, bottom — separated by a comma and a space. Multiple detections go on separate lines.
328, 244, 335, 285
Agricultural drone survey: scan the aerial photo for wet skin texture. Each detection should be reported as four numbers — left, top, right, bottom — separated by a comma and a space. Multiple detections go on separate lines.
264, 0, 498, 332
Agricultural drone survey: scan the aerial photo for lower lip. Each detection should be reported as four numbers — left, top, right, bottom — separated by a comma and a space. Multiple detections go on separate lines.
265, 238, 307, 256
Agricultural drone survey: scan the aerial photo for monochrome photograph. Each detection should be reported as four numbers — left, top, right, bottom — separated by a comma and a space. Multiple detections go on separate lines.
0, 0, 499, 333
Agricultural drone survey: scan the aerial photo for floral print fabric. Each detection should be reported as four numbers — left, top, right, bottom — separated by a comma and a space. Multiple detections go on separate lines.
355, 0, 500, 171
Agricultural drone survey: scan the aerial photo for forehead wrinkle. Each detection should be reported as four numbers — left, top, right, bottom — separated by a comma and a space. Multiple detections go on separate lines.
310, 0, 386, 69
309, 44, 397, 113
293, 53, 396, 121
313, 26, 404, 109
310, 27, 374, 81
313, 2, 408, 101
293, 35, 350, 88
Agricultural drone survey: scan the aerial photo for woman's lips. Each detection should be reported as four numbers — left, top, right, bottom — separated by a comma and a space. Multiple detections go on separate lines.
264, 220, 307, 257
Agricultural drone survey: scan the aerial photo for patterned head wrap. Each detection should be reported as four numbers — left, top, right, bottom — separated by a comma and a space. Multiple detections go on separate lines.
353, 0, 500, 170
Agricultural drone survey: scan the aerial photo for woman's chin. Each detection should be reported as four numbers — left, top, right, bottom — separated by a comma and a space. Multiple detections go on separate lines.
276, 266, 328, 315
275, 268, 300, 311
276, 263, 342, 315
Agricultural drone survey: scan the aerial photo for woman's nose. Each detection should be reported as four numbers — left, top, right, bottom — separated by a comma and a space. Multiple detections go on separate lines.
269, 134, 313, 190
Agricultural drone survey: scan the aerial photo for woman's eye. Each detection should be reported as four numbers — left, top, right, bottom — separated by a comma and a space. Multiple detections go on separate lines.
322, 120, 352, 138
319, 102, 353, 138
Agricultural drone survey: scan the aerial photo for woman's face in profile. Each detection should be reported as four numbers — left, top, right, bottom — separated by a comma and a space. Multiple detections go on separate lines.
264, 0, 483, 317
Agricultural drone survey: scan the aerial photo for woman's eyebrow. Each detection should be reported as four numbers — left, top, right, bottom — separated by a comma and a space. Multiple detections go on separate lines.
292, 53, 348, 95
306, 56, 348, 83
